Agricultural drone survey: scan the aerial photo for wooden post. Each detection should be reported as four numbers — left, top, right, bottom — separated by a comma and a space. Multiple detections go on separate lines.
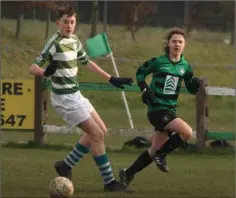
196, 77, 208, 151
34, 76, 44, 147
42, 79, 49, 142
42, 88, 49, 125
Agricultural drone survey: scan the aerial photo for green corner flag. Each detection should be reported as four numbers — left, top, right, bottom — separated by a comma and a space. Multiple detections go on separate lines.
85, 32, 134, 129
85, 33, 112, 58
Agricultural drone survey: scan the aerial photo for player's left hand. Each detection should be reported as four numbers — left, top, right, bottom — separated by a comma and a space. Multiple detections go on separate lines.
142, 88, 156, 105
192, 77, 200, 93
109, 76, 133, 89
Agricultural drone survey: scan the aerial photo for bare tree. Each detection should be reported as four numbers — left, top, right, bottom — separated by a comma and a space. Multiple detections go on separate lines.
218, 1, 235, 45
113, 1, 156, 42
183, 1, 235, 44
16, 12, 24, 39
13, 2, 28, 39
183, 1, 191, 37
12, 1, 58, 39
45, 12, 51, 39
103, 1, 108, 33
89, 1, 99, 38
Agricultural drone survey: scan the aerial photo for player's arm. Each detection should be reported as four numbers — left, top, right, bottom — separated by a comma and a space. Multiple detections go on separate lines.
29, 38, 56, 77
136, 58, 156, 91
86, 60, 111, 80
29, 64, 45, 76
184, 65, 200, 94
76, 41, 110, 78
77, 43, 111, 80
77, 42, 133, 89
86, 60, 133, 89
136, 58, 156, 104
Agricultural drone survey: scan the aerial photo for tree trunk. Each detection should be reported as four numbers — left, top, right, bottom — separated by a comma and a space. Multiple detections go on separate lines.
131, 27, 136, 42
230, 20, 235, 46
183, 1, 189, 26
32, 9, 36, 22
89, 0, 99, 38
183, 1, 193, 38
103, 0, 108, 33
15, 13, 24, 39
130, 5, 138, 42
45, 11, 51, 39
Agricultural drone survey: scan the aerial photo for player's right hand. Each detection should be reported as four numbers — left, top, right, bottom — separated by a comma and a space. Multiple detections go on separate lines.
141, 88, 156, 105
109, 76, 133, 89
44, 63, 57, 77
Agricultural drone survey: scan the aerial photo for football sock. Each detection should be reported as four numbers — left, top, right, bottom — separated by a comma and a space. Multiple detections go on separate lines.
157, 133, 185, 155
93, 154, 115, 185
64, 143, 90, 168
125, 150, 153, 177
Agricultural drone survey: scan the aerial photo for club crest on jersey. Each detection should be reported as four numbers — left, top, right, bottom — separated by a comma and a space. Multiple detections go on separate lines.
72, 43, 77, 51
179, 68, 185, 75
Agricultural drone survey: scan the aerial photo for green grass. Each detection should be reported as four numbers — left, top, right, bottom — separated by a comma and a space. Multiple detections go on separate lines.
1, 140, 234, 198
1, 131, 235, 198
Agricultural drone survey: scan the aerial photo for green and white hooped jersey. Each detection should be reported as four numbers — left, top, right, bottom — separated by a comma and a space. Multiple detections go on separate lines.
33, 32, 88, 95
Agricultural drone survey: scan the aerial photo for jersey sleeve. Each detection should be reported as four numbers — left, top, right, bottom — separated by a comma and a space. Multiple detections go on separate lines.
136, 57, 157, 83
77, 40, 89, 65
184, 65, 200, 94
32, 36, 56, 67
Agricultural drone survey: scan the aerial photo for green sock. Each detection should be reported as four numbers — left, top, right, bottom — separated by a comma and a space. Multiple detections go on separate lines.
64, 143, 90, 168
93, 154, 115, 185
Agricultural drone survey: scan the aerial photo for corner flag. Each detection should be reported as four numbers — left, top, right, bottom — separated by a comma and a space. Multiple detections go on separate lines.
85, 33, 134, 129
85, 33, 112, 58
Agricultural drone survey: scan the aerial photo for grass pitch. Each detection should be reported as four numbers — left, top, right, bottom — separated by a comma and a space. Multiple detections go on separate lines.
1, 132, 235, 198
1, 144, 234, 198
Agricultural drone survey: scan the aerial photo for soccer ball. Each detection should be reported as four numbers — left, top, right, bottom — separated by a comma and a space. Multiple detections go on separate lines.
49, 177, 74, 198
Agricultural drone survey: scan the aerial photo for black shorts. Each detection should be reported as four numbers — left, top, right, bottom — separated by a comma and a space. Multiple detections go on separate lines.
147, 109, 177, 132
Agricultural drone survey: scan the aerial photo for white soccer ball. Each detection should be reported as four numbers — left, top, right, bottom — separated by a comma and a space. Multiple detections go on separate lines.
49, 177, 74, 198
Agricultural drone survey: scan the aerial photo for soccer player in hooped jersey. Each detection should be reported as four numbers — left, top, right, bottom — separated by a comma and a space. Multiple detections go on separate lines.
119, 28, 200, 187
29, 6, 133, 192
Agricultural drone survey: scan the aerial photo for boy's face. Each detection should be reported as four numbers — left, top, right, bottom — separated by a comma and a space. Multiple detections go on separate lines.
168, 34, 185, 56
57, 14, 76, 37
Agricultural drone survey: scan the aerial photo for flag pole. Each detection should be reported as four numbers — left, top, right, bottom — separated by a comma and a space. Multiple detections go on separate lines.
85, 33, 134, 128
109, 52, 134, 129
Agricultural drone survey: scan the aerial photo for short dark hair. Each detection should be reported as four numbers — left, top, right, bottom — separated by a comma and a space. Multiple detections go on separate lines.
56, 5, 76, 19
164, 27, 186, 53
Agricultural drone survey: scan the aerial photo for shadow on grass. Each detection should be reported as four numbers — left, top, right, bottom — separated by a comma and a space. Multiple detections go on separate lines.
1, 140, 234, 156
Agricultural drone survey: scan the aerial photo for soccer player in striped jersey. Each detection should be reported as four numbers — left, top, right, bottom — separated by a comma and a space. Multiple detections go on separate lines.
29, 5, 133, 192
119, 28, 200, 188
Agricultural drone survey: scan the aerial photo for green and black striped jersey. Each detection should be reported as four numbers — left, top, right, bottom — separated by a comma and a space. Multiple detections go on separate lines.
136, 54, 198, 113
33, 32, 89, 95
